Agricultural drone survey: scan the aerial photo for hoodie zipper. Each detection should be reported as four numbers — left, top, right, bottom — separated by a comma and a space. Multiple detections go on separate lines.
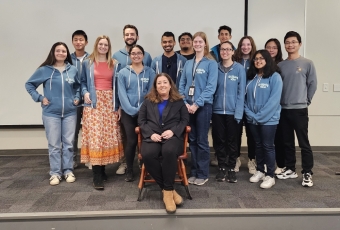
223, 67, 233, 114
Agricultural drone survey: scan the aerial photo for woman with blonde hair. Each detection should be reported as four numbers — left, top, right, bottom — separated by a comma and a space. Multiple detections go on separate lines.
81, 35, 123, 190
179, 32, 218, 186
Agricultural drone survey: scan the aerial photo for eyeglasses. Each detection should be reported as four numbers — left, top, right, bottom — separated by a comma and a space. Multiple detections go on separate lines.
284, 41, 299, 45
253, 57, 265, 62
220, 48, 233, 52
266, 46, 278, 50
166, 61, 171, 69
130, 52, 143, 56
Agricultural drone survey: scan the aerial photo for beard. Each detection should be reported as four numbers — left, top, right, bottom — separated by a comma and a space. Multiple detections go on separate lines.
181, 47, 189, 51
125, 39, 137, 47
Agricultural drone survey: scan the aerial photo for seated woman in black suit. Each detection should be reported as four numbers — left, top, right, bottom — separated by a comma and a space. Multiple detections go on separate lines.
138, 73, 189, 214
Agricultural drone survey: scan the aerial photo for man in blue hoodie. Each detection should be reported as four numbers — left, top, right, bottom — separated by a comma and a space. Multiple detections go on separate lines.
70, 30, 89, 169
276, 31, 317, 187
210, 25, 234, 63
151, 31, 187, 88
113, 25, 152, 175
113, 24, 152, 68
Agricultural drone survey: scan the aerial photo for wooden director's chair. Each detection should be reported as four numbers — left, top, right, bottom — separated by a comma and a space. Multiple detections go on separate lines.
135, 126, 192, 201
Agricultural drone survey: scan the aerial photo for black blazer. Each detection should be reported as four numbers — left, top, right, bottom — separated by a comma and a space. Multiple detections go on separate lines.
138, 99, 189, 142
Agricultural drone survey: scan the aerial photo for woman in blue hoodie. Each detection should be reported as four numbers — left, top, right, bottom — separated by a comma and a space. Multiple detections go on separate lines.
212, 41, 246, 183
25, 42, 80, 186
81, 35, 124, 190
118, 44, 156, 182
179, 32, 218, 186
245, 49, 282, 189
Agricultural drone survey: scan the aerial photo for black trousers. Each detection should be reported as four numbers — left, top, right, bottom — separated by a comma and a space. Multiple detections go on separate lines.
237, 114, 256, 160
120, 110, 138, 171
280, 108, 313, 173
275, 120, 285, 168
212, 113, 242, 169
141, 138, 183, 190
73, 106, 83, 160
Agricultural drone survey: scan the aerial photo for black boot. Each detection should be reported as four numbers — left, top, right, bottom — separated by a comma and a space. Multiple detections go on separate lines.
101, 165, 107, 182
92, 165, 104, 190
125, 168, 135, 182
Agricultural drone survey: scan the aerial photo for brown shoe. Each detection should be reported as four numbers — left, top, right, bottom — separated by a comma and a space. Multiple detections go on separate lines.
172, 190, 183, 206
162, 190, 176, 214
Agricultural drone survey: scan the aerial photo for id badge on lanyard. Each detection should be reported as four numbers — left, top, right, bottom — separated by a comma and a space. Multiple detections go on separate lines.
190, 60, 200, 96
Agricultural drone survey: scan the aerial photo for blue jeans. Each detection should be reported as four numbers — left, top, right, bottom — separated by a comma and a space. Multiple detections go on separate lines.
248, 124, 277, 177
189, 103, 212, 179
43, 114, 77, 176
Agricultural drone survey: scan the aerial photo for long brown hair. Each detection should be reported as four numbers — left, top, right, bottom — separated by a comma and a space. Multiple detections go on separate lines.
193, 32, 214, 60
87, 35, 115, 69
145, 73, 183, 103
39, 42, 72, 68
234, 36, 257, 63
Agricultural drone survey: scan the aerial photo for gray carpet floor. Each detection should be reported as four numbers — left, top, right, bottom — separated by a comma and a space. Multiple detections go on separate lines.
0, 150, 340, 213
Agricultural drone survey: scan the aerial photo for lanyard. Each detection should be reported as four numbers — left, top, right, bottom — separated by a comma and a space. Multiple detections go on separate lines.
191, 58, 202, 85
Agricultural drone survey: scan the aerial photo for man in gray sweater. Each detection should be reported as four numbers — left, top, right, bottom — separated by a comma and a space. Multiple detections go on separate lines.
276, 31, 317, 187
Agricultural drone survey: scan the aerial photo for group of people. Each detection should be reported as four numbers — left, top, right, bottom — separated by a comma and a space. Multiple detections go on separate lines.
25, 24, 317, 214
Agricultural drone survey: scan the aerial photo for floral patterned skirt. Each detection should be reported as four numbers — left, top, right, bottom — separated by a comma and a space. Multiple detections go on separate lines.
81, 90, 123, 165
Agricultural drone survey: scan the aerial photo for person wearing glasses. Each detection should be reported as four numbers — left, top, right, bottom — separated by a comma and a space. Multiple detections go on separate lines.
210, 25, 235, 63
151, 31, 187, 88
212, 41, 246, 183
265, 38, 285, 175
245, 50, 282, 189
179, 32, 218, 186
276, 31, 317, 187
234, 36, 257, 175
118, 44, 155, 182
176, 32, 195, 60
113, 24, 153, 176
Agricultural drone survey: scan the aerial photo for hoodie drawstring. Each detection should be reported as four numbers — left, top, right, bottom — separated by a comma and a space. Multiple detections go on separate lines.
49, 69, 55, 90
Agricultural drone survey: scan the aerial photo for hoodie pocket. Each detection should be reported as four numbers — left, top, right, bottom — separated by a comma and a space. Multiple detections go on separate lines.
64, 97, 77, 114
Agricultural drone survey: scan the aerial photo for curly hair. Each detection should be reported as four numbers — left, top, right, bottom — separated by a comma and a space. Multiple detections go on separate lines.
145, 73, 183, 103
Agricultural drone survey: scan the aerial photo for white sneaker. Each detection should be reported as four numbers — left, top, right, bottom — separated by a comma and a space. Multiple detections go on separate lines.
276, 168, 298, 179
248, 159, 257, 174
275, 167, 283, 175
210, 156, 218, 166
116, 162, 127, 175
49, 175, 61, 185
85, 162, 92, 170
65, 172, 76, 183
249, 171, 265, 183
234, 157, 241, 172
302, 172, 313, 187
188, 177, 196, 184
260, 176, 275, 189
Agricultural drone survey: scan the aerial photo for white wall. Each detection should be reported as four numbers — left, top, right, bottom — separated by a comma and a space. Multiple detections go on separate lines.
0, 0, 245, 125
1, 0, 339, 149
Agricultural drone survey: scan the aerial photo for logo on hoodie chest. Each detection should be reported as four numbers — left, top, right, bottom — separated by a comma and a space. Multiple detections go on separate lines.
140, 77, 149, 83
195, 69, 206, 74
65, 78, 75, 84
257, 83, 269, 89
228, 75, 238, 81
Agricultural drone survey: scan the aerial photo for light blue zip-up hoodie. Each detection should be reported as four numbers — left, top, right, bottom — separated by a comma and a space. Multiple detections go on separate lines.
238, 59, 250, 72
118, 65, 155, 116
244, 72, 283, 125
71, 52, 89, 75
178, 57, 218, 107
213, 62, 246, 123
25, 63, 80, 118
80, 59, 121, 111
113, 48, 152, 68
150, 53, 187, 88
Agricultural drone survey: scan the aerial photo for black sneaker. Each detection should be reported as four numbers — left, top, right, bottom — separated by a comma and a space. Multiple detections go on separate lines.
302, 172, 313, 187
125, 169, 135, 182
216, 168, 226, 182
227, 169, 237, 183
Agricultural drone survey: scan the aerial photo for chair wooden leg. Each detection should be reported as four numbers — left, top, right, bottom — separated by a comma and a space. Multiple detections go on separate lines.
137, 164, 146, 201
179, 159, 192, 200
